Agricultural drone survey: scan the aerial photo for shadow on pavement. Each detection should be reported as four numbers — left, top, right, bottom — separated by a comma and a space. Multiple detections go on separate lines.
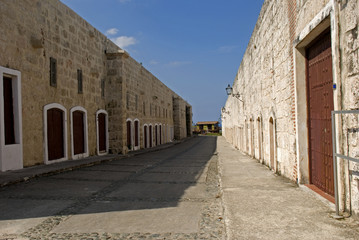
0, 136, 217, 226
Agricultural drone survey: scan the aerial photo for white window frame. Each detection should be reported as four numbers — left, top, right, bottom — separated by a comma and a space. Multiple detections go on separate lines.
0, 66, 23, 171
70, 106, 89, 160
96, 110, 109, 156
43, 103, 68, 164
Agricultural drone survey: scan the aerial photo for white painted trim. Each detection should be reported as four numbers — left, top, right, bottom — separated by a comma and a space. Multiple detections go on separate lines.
134, 119, 140, 150
296, 2, 333, 48
43, 103, 68, 164
96, 110, 109, 156
70, 106, 89, 160
0, 66, 23, 171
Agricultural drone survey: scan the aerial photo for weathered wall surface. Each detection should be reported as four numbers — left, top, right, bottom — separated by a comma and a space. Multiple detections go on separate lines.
173, 96, 191, 140
0, 0, 192, 168
223, 0, 359, 218
337, 0, 359, 219
223, 0, 296, 179
0, 0, 111, 166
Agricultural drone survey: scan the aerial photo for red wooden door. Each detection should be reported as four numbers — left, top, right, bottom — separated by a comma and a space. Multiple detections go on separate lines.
149, 125, 153, 147
159, 125, 162, 144
307, 31, 334, 196
3, 77, 15, 145
155, 125, 158, 146
144, 125, 148, 148
98, 113, 106, 152
47, 108, 64, 160
73, 111, 85, 155
134, 121, 139, 147
127, 121, 131, 149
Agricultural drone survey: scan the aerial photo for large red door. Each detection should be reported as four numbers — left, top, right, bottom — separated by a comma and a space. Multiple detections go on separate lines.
307, 31, 334, 196
98, 113, 106, 152
73, 111, 84, 155
47, 108, 64, 160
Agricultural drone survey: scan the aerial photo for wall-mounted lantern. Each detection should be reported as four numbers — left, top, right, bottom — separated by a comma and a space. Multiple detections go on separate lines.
226, 84, 243, 102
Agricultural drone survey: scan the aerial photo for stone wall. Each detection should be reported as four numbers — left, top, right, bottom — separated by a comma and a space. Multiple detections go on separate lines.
0, 0, 191, 169
223, 0, 296, 179
173, 96, 191, 140
222, 0, 359, 218
338, 0, 359, 219
0, 0, 112, 166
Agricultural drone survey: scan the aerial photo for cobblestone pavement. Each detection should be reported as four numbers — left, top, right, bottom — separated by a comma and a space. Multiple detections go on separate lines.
0, 136, 225, 240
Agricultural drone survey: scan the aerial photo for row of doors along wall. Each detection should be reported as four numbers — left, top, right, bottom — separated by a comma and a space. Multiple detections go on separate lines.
127, 122, 167, 150
47, 108, 107, 161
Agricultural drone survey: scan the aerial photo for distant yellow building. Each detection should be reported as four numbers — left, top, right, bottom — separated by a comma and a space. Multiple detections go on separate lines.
195, 121, 220, 134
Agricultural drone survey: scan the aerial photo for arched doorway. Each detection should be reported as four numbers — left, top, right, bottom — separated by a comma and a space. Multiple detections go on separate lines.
127, 120, 132, 150
47, 108, 65, 161
269, 117, 275, 170
149, 125, 153, 148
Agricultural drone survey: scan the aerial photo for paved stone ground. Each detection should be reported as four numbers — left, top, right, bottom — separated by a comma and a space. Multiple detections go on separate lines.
0, 136, 225, 240
217, 136, 359, 240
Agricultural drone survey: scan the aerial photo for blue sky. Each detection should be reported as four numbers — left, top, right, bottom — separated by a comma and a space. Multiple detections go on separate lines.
60, 0, 264, 124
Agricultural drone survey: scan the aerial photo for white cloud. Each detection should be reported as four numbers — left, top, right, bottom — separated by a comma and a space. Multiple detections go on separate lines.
167, 61, 191, 67
111, 36, 137, 49
218, 45, 238, 53
149, 60, 159, 65
106, 28, 119, 36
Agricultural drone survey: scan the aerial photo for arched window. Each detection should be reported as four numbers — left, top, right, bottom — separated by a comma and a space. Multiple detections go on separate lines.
44, 103, 68, 164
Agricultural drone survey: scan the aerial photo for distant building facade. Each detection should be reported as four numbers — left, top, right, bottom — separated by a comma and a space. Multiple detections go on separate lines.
0, 0, 192, 171
222, 0, 359, 218
194, 121, 220, 134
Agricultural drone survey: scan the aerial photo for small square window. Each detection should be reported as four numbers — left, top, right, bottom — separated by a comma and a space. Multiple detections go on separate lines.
50, 57, 57, 87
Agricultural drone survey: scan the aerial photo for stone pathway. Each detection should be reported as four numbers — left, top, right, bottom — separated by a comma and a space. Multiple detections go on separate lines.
0, 136, 224, 240
217, 136, 359, 240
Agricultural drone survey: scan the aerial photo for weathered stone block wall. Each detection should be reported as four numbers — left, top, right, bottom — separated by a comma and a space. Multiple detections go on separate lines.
223, 0, 359, 218
120, 55, 179, 151
223, 0, 297, 179
0, 0, 114, 166
173, 96, 191, 140
0, 0, 192, 167
337, 0, 359, 219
